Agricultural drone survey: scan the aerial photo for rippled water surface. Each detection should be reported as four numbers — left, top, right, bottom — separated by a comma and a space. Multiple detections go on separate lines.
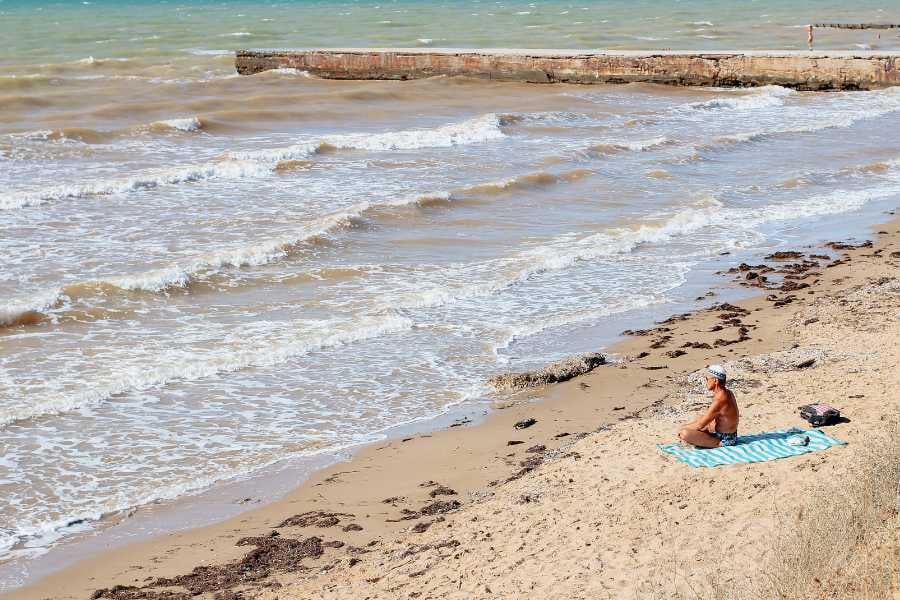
2, 0, 900, 583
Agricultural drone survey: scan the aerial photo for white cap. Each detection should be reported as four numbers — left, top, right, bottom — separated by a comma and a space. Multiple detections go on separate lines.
707, 364, 727, 381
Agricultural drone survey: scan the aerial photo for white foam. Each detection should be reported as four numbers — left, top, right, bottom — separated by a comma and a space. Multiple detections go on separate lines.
3, 188, 454, 307
267, 68, 311, 77
4, 115, 203, 150
107, 187, 452, 291
712, 87, 900, 146
105, 265, 194, 292
394, 200, 721, 311
0, 362, 487, 565
1, 451, 304, 563
0, 290, 65, 326
1, 160, 272, 210
0, 314, 413, 427
492, 290, 680, 357
11, 129, 56, 141
232, 113, 505, 163
392, 175, 900, 313
330, 113, 505, 151
75, 56, 130, 65
742, 183, 900, 225
151, 116, 203, 132
614, 136, 670, 151
2, 114, 507, 210
682, 85, 794, 112
183, 48, 232, 56
17, 157, 899, 309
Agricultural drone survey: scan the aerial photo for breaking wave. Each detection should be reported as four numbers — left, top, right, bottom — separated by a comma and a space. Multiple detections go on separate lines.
1, 160, 272, 210
2, 114, 507, 210
680, 85, 794, 112
149, 116, 204, 132
465, 169, 593, 195
1, 168, 595, 328
391, 177, 900, 312
0, 313, 413, 428
229, 113, 506, 162
6, 116, 207, 147
713, 87, 900, 146
0, 291, 65, 328
7, 163, 898, 330
589, 136, 671, 154
0, 74, 52, 91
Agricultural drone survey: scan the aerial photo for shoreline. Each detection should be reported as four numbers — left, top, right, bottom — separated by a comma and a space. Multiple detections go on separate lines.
7, 207, 898, 599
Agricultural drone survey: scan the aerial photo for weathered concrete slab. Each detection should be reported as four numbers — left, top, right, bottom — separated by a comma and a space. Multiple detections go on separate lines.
236, 48, 900, 90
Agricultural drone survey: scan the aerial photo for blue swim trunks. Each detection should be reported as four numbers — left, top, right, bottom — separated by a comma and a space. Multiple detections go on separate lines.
712, 431, 738, 447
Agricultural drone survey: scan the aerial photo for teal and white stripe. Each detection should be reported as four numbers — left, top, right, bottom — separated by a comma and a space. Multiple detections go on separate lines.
658, 427, 847, 468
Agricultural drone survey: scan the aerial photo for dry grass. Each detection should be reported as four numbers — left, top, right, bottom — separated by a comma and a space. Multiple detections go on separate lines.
640, 421, 899, 600
751, 421, 899, 600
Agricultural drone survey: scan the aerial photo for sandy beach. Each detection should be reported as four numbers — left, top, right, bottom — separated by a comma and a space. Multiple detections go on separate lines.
9, 213, 896, 599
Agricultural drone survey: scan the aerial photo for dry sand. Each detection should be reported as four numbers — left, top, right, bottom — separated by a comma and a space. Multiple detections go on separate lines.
9, 215, 900, 600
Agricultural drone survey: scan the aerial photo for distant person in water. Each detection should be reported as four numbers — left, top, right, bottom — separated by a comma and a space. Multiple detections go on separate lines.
677, 365, 739, 448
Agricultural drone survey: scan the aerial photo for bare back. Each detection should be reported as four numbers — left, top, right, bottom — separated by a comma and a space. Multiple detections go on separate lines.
712, 387, 739, 433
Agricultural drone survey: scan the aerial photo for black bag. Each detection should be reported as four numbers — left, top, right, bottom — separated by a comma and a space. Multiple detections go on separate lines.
799, 403, 840, 427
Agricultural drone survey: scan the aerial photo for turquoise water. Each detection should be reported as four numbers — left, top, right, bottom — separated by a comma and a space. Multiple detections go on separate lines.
1, 0, 898, 69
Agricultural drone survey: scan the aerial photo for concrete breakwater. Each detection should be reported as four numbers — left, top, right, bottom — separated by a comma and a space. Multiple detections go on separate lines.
235, 48, 900, 90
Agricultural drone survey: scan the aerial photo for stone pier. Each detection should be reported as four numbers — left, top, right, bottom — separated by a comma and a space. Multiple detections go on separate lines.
235, 48, 900, 90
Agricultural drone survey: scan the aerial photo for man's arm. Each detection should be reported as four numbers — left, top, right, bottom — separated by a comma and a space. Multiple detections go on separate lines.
686, 396, 724, 431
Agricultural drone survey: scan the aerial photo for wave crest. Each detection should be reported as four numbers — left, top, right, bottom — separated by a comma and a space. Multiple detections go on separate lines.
682, 85, 794, 112
3, 114, 506, 210
0, 314, 413, 428
148, 116, 204, 132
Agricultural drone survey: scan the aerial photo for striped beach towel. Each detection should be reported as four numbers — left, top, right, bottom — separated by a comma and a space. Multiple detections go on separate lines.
657, 427, 846, 468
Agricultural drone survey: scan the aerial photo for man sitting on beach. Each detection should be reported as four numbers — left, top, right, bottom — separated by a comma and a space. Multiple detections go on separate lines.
677, 365, 739, 448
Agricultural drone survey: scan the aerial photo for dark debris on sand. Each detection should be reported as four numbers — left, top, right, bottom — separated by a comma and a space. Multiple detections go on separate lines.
277, 511, 353, 528
388, 500, 462, 522
399, 539, 460, 561
420, 500, 461, 516
156, 535, 324, 593
488, 353, 606, 391
91, 534, 327, 600
764, 251, 804, 260
428, 485, 457, 497
506, 455, 544, 482
826, 240, 872, 251
709, 302, 750, 316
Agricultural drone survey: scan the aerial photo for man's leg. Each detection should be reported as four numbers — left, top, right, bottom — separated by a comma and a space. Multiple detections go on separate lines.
678, 427, 721, 448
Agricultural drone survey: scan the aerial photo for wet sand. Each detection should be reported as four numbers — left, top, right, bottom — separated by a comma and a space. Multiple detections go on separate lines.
8, 212, 900, 599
